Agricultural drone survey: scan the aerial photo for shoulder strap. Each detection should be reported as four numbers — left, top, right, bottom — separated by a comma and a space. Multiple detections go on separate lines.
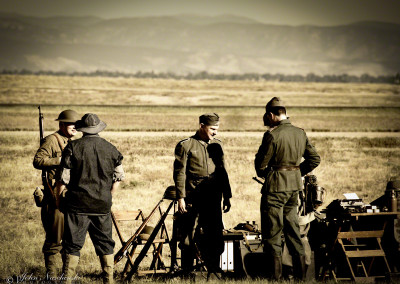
52, 132, 66, 151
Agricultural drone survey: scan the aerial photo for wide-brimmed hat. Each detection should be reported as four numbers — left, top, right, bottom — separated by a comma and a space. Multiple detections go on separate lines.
75, 113, 107, 134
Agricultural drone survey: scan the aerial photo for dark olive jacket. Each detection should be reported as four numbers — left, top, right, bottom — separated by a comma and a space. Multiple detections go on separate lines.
33, 131, 69, 180
173, 132, 232, 201
255, 119, 320, 193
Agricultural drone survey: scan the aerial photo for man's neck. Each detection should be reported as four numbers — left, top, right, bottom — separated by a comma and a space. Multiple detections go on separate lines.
196, 131, 210, 143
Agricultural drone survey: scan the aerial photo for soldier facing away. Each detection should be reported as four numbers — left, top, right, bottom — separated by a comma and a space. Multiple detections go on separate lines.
56, 113, 125, 284
173, 113, 232, 277
33, 109, 80, 277
254, 97, 320, 281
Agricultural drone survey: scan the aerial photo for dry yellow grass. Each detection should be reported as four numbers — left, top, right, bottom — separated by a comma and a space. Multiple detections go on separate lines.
0, 75, 399, 282
1, 130, 399, 281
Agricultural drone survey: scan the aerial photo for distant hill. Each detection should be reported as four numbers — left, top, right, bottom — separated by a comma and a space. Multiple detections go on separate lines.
0, 13, 399, 76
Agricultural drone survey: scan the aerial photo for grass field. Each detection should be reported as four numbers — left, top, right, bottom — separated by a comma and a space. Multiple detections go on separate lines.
0, 75, 399, 282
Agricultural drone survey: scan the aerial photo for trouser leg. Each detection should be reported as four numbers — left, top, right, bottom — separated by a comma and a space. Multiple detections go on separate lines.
181, 248, 195, 272
87, 214, 115, 256
283, 191, 305, 281
41, 203, 64, 276
273, 255, 283, 280
292, 255, 306, 281
177, 206, 198, 273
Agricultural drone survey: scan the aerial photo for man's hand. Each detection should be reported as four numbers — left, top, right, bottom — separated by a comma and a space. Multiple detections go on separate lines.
178, 198, 187, 214
55, 181, 65, 208
223, 198, 231, 213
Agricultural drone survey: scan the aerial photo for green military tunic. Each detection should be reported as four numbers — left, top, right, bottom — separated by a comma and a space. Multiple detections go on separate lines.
173, 131, 232, 271
33, 130, 69, 254
254, 119, 320, 258
173, 132, 231, 200
255, 119, 320, 193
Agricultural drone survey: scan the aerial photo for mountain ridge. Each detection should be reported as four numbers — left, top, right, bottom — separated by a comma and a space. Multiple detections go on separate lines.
1, 13, 399, 75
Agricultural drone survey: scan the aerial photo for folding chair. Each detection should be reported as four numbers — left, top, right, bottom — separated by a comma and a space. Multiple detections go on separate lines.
125, 199, 175, 280
111, 209, 146, 276
113, 199, 176, 280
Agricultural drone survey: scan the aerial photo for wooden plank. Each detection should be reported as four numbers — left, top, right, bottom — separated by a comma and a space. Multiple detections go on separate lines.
337, 230, 384, 238
348, 212, 400, 217
113, 210, 143, 221
345, 250, 386, 258
137, 269, 167, 276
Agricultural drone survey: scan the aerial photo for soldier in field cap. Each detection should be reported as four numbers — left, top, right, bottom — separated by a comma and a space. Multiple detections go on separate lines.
255, 97, 321, 281
56, 113, 125, 284
173, 113, 232, 277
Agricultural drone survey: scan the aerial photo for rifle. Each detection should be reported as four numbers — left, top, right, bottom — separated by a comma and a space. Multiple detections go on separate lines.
38, 106, 54, 196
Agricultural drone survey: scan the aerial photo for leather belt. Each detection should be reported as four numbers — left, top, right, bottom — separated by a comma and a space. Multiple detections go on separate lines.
188, 173, 215, 180
272, 166, 300, 171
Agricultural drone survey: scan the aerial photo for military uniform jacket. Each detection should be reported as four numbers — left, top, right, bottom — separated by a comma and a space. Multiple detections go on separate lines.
255, 119, 320, 193
173, 132, 232, 200
33, 131, 69, 181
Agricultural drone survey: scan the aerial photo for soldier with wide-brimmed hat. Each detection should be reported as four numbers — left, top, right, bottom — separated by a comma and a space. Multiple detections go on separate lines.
255, 97, 321, 281
33, 109, 80, 278
56, 113, 125, 284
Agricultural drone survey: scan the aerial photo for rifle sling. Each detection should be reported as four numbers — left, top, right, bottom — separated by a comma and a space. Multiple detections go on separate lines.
52, 132, 66, 151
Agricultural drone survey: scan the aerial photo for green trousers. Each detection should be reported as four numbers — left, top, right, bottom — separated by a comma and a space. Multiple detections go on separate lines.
260, 190, 304, 257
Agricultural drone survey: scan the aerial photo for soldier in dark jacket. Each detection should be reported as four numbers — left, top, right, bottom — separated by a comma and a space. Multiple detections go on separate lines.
255, 97, 320, 281
33, 109, 79, 277
173, 113, 232, 276
56, 113, 125, 284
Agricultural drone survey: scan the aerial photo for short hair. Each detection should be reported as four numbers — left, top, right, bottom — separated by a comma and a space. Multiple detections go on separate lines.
269, 106, 286, 116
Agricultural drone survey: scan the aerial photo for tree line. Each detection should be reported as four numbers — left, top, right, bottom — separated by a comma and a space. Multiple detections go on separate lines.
1, 69, 400, 84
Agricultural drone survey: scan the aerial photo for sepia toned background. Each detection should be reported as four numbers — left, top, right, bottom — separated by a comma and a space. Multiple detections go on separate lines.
0, 0, 400, 282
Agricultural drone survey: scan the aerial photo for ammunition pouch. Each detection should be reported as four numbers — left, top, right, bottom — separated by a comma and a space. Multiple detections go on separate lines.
33, 187, 45, 207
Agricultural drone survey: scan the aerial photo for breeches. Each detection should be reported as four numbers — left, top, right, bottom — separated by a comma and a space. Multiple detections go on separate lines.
260, 191, 304, 257
41, 203, 64, 254
63, 212, 115, 256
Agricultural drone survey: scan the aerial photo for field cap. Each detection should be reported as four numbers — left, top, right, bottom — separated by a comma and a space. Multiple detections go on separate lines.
76, 113, 107, 134
266, 97, 285, 112
199, 113, 220, 126
55, 110, 80, 123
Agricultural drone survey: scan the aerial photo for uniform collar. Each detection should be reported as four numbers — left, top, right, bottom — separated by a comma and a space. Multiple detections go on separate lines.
278, 118, 291, 126
193, 131, 210, 145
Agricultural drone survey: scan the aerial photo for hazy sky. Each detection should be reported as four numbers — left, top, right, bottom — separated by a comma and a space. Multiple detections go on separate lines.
0, 0, 399, 26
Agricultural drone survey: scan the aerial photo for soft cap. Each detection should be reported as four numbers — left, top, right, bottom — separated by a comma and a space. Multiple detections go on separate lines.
266, 97, 285, 112
199, 113, 220, 126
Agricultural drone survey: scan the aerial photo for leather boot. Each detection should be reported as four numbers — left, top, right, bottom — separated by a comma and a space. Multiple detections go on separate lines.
293, 255, 306, 281
62, 254, 79, 284
44, 253, 58, 278
181, 249, 194, 272
272, 255, 282, 280
100, 254, 114, 284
